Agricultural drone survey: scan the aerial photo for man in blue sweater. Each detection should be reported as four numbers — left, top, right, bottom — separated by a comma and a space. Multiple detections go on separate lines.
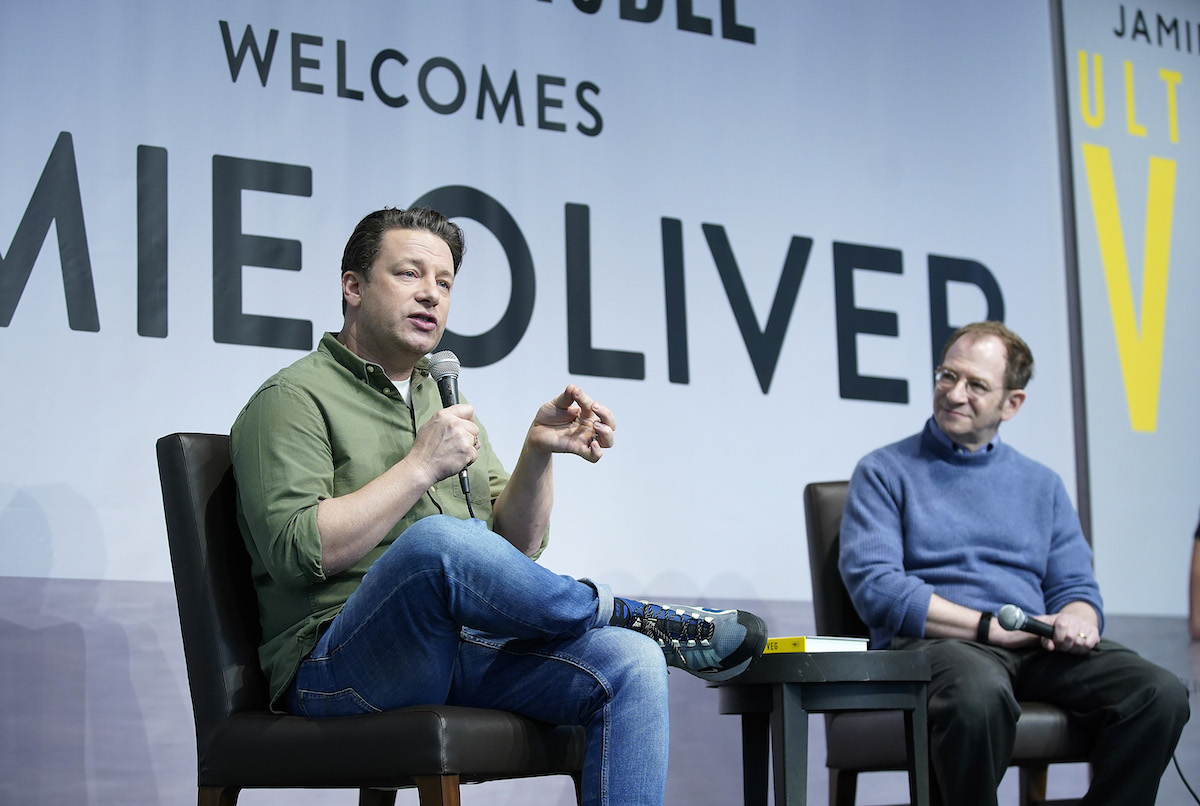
839, 321, 1188, 805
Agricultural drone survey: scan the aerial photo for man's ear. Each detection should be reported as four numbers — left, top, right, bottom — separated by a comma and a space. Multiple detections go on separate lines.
1000, 388, 1027, 422
341, 270, 362, 309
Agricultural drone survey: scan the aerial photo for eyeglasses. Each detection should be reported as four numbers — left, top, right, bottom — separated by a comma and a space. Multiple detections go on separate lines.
933, 368, 1002, 399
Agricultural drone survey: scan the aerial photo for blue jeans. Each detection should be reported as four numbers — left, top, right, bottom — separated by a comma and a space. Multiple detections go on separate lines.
288, 515, 670, 806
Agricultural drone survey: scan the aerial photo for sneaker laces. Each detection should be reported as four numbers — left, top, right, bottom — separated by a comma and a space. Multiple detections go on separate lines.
621, 602, 715, 668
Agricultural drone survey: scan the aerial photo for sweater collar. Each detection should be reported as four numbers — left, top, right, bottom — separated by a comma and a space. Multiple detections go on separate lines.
926, 417, 1001, 457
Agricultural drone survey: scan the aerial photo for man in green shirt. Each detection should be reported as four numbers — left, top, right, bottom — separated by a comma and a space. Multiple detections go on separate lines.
231, 207, 766, 806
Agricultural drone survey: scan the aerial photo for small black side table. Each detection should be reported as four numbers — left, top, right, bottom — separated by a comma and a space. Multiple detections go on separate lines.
710, 650, 931, 806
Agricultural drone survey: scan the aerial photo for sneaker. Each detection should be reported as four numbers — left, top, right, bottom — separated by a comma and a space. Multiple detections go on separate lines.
612, 599, 768, 681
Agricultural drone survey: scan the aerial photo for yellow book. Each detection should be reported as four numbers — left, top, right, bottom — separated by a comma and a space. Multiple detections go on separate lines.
763, 635, 869, 654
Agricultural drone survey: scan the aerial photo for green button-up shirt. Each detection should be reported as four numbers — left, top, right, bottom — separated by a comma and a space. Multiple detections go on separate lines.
230, 332, 539, 709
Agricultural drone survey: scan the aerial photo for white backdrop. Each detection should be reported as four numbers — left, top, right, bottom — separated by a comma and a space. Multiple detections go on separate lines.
1061, 0, 1200, 614
5, 1, 1174, 613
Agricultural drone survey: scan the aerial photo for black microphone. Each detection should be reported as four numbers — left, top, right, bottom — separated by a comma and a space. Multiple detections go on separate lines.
428, 350, 471, 500
997, 604, 1054, 638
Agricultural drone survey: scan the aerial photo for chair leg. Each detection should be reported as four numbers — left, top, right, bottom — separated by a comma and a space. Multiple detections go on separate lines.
1019, 764, 1049, 806
359, 788, 399, 806
414, 774, 461, 806
829, 768, 858, 806
198, 786, 240, 806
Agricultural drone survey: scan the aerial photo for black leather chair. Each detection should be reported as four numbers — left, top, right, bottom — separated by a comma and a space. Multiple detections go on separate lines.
804, 480, 1093, 806
157, 432, 585, 806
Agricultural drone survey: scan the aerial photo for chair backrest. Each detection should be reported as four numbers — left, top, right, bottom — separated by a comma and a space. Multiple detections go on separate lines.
156, 432, 271, 755
803, 480, 870, 640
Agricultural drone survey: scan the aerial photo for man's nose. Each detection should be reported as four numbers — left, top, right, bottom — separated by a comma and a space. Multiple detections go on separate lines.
414, 276, 440, 302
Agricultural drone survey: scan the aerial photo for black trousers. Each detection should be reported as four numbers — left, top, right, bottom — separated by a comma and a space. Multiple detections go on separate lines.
892, 636, 1189, 806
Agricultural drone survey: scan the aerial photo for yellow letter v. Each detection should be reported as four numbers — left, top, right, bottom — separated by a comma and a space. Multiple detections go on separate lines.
1080, 144, 1176, 432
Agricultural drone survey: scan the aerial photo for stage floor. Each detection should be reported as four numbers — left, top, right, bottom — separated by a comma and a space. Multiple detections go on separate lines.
2, 577, 1197, 805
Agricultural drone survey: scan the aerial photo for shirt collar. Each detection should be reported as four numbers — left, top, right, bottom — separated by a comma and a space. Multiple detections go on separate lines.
320, 332, 430, 399
928, 417, 1000, 455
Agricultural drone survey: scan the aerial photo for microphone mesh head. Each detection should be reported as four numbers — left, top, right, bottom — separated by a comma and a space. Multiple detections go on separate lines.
428, 350, 460, 381
997, 604, 1022, 631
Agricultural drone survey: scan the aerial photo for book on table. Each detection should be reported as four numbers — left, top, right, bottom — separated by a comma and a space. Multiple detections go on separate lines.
763, 635, 869, 654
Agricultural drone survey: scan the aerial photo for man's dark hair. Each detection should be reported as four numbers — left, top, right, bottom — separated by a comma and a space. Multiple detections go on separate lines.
340, 208, 466, 311
939, 321, 1035, 390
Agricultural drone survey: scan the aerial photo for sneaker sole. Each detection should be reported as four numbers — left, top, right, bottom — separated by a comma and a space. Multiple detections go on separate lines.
686, 610, 768, 682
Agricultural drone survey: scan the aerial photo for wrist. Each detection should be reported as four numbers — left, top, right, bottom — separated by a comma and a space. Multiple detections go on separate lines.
523, 425, 556, 456
976, 611, 993, 644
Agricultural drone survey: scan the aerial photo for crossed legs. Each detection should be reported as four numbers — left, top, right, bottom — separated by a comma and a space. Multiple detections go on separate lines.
288, 515, 669, 805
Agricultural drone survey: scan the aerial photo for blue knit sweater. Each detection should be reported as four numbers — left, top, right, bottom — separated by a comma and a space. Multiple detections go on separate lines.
838, 420, 1103, 648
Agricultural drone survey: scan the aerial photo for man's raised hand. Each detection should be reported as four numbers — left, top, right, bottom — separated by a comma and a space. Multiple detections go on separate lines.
528, 385, 616, 462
